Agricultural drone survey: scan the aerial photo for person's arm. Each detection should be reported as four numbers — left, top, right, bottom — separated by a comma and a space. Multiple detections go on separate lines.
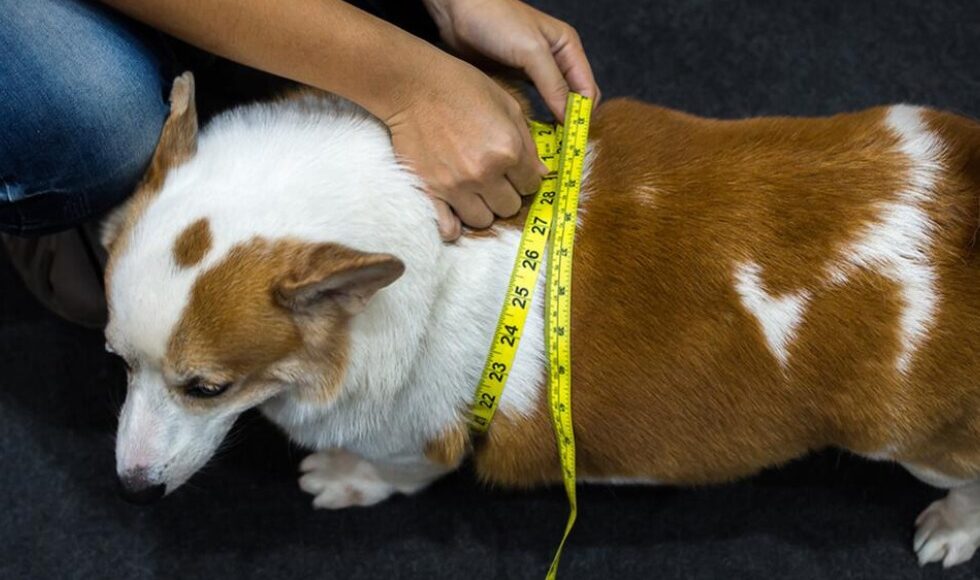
101, 0, 594, 240
102, 0, 440, 128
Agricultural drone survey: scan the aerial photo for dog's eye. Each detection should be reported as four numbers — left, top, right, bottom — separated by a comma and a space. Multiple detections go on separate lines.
185, 381, 231, 399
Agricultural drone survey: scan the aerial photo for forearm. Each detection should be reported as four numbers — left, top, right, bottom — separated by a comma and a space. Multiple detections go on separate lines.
101, 0, 450, 121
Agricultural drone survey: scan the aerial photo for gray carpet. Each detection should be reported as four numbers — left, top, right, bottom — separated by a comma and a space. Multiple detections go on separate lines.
1, 0, 979, 578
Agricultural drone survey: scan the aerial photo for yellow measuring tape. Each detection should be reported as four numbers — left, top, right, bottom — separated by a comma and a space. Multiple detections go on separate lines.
469, 93, 592, 579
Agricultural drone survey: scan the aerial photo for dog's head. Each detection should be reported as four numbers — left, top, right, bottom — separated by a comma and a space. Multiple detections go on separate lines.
102, 73, 405, 503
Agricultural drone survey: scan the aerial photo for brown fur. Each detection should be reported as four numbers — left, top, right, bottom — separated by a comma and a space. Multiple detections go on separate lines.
173, 218, 213, 268
470, 101, 980, 487
168, 239, 306, 381
424, 423, 471, 468
166, 238, 405, 407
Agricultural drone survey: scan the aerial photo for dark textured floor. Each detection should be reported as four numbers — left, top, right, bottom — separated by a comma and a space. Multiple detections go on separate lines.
2, 0, 979, 578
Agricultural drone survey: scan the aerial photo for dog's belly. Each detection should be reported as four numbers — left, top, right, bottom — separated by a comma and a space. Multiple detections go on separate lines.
472, 100, 980, 488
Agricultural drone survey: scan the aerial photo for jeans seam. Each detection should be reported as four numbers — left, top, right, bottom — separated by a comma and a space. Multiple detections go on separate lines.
2, 185, 97, 235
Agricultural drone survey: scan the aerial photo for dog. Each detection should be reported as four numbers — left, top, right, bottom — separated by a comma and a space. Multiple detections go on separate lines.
102, 72, 980, 568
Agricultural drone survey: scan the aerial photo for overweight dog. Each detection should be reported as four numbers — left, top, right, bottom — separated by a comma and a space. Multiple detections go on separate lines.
103, 72, 980, 568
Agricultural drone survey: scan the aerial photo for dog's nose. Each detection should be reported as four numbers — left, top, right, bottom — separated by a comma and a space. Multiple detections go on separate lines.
117, 469, 166, 505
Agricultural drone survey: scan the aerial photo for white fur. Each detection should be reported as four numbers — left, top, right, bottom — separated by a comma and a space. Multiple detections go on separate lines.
915, 482, 980, 568
115, 366, 237, 490
108, 94, 567, 486
576, 141, 598, 226
734, 261, 810, 368
826, 105, 943, 375
297, 449, 450, 508
904, 463, 973, 489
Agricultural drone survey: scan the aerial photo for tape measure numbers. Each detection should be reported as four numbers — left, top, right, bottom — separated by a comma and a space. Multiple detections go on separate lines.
468, 119, 559, 432
468, 93, 593, 580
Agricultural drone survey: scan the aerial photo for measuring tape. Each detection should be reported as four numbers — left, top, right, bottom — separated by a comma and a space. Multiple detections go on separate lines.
469, 93, 592, 579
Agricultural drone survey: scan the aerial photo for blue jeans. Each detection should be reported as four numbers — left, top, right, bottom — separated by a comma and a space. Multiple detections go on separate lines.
0, 0, 172, 236
0, 0, 430, 237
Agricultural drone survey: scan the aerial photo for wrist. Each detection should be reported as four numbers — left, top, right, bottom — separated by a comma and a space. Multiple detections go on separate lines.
328, 25, 445, 124
370, 47, 468, 126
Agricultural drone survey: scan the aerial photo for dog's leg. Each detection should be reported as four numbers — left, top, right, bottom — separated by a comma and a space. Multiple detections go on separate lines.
297, 448, 451, 509
905, 463, 980, 567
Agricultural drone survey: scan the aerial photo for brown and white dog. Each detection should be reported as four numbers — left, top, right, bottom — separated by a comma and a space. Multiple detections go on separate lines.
103, 72, 980, 568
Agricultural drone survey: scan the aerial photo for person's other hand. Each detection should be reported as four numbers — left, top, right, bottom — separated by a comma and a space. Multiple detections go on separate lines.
424, 0, 601, 121
385, 56, 547, 241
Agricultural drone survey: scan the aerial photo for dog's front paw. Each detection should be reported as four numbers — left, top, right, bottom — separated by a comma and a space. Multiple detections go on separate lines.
298, 449, 395, 509
914, 496, 980, 567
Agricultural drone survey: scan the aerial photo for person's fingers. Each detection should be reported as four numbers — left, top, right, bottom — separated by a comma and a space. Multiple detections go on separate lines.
450, 191, 495, 230
508, 125, 547, 195
551, 29, 600, 105
431, 197, 462, 241
533, 17, 601, 108
480, 177, 522, 218
521, 42, 570, 121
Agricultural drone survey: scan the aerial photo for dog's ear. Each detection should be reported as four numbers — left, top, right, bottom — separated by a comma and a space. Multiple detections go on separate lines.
274, 244, 405, 316
101, 72, 199, 251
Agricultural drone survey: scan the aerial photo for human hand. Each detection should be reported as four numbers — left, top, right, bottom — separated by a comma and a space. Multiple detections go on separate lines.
384, 55, 547, 240
424, 0, 600, 121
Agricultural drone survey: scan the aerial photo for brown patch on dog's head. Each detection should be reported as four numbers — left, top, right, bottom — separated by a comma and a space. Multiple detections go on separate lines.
173, 218, 213, 268
165, 239, 405, 408
103, 72, 199, 257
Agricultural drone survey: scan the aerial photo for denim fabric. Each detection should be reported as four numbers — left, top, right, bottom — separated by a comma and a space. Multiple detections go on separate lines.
0, 0, 172, 236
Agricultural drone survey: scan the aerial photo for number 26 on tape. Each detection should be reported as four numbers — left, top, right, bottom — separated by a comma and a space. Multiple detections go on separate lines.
521, 249, 540, 271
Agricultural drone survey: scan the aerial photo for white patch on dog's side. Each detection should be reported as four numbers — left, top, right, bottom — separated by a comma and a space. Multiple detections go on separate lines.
734, 261, 810, 368
824, 105, 943, 375
575, 141, 598, 228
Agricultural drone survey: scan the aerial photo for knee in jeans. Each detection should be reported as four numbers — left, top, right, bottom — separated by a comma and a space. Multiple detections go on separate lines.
0, 0, 171, 234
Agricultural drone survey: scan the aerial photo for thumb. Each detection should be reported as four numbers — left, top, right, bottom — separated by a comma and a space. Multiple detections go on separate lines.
523, 47, 569, 122
431, 197, 462, 241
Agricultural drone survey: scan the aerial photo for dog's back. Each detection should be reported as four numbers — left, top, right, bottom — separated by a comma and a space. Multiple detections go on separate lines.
475, 100, 980, 488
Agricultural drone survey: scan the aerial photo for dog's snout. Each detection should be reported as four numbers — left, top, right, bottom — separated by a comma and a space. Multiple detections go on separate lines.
117, 469, 166, 505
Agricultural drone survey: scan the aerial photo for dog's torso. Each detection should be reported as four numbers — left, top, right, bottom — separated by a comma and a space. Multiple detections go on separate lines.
475, 101, 980, 488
